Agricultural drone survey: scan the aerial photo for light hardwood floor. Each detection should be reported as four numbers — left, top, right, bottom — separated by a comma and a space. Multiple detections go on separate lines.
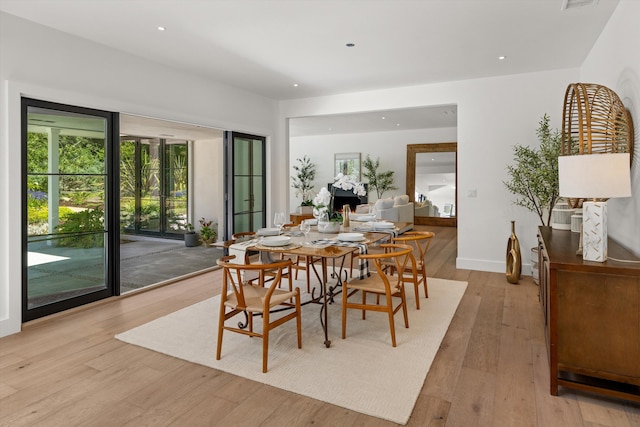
1, 226, 639, 426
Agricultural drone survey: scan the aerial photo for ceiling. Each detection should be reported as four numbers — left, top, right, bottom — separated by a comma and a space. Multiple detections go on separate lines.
120, 114, 223, 141
289, 105, 457, 137
1, 0, 618, 136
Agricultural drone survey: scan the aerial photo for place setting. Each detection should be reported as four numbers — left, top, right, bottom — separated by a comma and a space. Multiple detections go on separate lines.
253, 235, 302, 251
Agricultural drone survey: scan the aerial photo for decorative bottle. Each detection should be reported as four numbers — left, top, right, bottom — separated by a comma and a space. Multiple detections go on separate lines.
506, 220, 522, 284
343, 204, 351, 227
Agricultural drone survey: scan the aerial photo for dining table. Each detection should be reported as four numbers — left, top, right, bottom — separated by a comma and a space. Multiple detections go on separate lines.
216, 221, 412, 347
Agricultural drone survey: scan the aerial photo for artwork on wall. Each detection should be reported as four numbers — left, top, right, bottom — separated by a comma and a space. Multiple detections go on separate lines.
334, 152, 361, 180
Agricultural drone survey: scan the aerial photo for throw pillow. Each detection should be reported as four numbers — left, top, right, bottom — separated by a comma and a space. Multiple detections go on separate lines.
394, 195, 410, 205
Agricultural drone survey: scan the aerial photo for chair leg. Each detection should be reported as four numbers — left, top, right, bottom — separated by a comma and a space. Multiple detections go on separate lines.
295, 292, 302, 349
423, 273, 429, 298
262, 311, 270, 373
361, 290, 367, 320
386, 295, 397, 347
216, 305, 226, 360
414, 280, 421, 310
341, 288, 347, 339
401, 288, 409, 328
305, 256, 311, 293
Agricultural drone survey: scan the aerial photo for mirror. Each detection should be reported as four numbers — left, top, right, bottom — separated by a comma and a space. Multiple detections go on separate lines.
406, 143, 457, 227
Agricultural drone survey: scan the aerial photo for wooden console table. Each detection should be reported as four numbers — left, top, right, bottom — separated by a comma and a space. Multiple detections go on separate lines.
537, 227, 640, 402
289, 213, 314, 225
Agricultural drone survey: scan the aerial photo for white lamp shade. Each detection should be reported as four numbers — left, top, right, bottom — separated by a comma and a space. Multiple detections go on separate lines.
558, 153, 631, 199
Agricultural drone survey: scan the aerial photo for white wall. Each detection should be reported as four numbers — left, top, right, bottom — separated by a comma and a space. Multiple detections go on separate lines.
193, 135, 224, 238
0, 12, 279, 337
281, 68, 577, 275
289, 127, 456, 210
579, 0, 640, 255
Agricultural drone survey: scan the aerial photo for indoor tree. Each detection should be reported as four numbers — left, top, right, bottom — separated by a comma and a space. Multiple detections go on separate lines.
291, 155, 316, 206
362, 155, 397, 199
503, 114, 562, 226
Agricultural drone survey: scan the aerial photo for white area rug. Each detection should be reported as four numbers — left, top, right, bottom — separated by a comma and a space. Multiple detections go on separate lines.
116, 277, 467, 424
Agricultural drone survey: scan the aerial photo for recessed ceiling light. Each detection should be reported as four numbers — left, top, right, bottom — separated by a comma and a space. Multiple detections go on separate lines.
293, 83, 299, 87
381, 116, 386, 120
396, 123, 400, 126
346, 43, 355, 47
157, 26, 166, 31
498, 55, 506, 60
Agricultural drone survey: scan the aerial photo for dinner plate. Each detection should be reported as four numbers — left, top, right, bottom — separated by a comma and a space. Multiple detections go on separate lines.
369, 221, 395, 229
260, 236, 291, 247
337, 232, 365, 242
257, 227, 280, 236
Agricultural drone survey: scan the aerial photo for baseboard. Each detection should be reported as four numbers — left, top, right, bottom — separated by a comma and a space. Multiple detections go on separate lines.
456, 257, 533, 276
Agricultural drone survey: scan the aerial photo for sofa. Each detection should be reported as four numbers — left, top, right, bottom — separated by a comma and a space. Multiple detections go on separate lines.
369, 195, 414, 223
414, 200, 440, 217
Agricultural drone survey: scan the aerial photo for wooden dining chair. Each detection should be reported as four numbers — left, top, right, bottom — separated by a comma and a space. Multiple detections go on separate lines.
216, 256, 302, 373
341, 244, 412, 347
390, 231, 435, 309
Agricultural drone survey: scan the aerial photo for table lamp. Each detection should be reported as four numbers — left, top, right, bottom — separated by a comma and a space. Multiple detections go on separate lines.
558, 153, 632, 262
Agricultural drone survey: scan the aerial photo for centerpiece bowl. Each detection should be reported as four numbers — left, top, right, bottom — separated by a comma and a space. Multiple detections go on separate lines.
317, 220, 341, 233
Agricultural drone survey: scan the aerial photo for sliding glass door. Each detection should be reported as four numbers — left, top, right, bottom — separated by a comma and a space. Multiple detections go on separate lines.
23, 98, 119, 321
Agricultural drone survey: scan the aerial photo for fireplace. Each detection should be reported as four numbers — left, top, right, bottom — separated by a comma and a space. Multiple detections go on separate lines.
328, 183, 368, 212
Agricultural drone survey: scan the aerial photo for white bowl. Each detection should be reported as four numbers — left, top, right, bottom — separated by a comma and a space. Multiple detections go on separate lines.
337, 232, 365, 242
257, 227, 280, 236
260, 236, 291, 247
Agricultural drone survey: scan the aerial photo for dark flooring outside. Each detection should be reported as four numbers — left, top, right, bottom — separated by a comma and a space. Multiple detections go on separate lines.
27, 235, 224, 307
119, 236, 224, 293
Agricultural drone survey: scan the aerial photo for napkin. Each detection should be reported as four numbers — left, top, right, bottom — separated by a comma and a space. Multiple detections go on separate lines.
311, 239, 370, 279
229, 241, 260, 282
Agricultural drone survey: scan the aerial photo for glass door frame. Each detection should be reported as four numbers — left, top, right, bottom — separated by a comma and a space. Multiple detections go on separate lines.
224, 131, 267, 240
119, 137, 187, 239
21, 98, 120, 322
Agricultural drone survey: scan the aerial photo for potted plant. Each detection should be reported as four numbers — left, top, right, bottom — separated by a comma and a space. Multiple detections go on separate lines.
503, 114, 561, 282
291, 155, 316, 214
362, 155, 398, 199
184, 222, 200, 247
199, 217, 218, 248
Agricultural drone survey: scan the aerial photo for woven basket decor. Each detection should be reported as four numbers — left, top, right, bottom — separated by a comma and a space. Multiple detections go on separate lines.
562, 83, 634, 159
